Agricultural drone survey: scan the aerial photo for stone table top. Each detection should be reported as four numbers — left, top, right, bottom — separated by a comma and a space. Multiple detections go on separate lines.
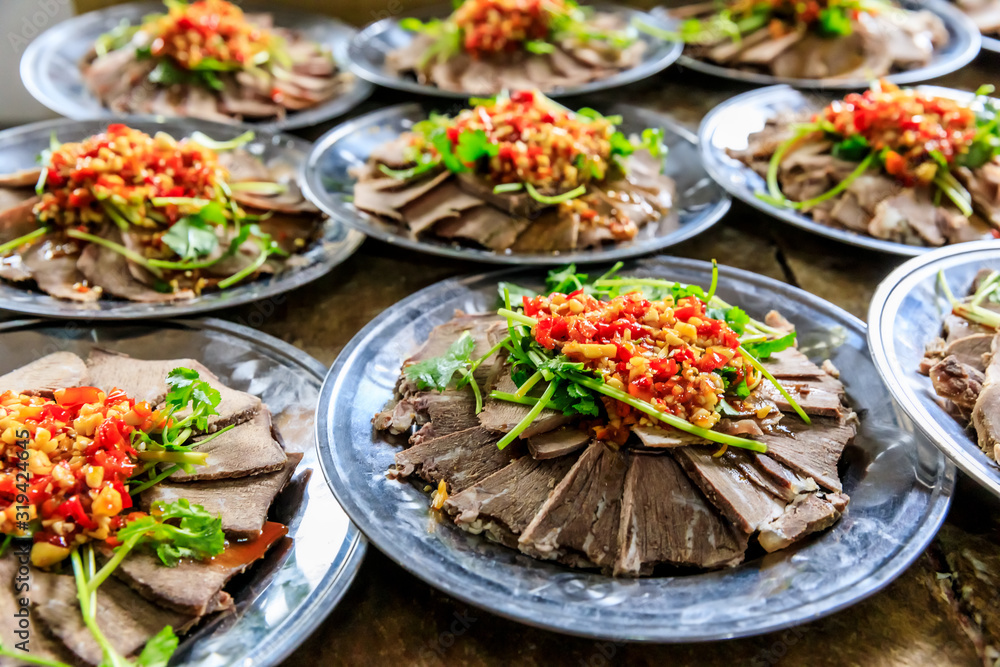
35, 3, 1000, 664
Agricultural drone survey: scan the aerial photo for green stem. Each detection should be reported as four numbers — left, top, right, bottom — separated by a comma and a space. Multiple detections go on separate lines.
566, 371, 768, 452
0, 227, 48, 255
515, 370, 543, 398
0, 644, 71, 667
497, 381, 558, 450
763, 125, 820, 203
66, 229, 163, 279
147, 255, 222, 270
189, 130, 255, 151
525, 182, 587, 205
496, 308, 537, 326
0, 534, 10, 558
128, 464, 181, 495
217, 245, 269, 289
99, 201, 130, 232
938, 269, 958, 307
706, 260, 719, 302
71, 548, 129, 667
458, 368, 483, 414
738, 346, 811, 425
489, 391, 555, 408
87, 533, 142, 595
151, 197, 210, 208
136, 451, 208, 465
759, 152, 875, 211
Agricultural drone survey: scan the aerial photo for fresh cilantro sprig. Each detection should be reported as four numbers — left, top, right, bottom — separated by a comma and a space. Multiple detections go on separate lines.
113, 499, 225, 567
404, 331, 476, 392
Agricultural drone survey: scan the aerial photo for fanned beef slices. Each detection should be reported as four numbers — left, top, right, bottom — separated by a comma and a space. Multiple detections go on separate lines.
2, 352, 305, 665
376, 312, 857, 576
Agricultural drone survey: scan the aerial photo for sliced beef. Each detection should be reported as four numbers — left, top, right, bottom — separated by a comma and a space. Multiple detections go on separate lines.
632, 425, 709, 448
943, 333, 995, 372
0, 168, 42, 188
141, 453, 301, 540
755, 415, 857, 492
353, 170, 451, 221
672, 446, 786, 534
456, 173, 543, 217
433, 205, 533, 251
402, 182, 483, 235
87, 351, 260, 432
972, 335, 1000, 459
747, 452, 820, 501
527, 427, 590, 459
101, 522, 286, 616
0, 352, 87, 396
478, 371, 569, 439
0, 554, 75, 665
22, 239, 101, 302
756, 376, 846, 418
86, 349, 180, 405
393, 427, 511, 494
169, 409, 287, 481
77, 228, 195, 302
406, 390, 480, 445
519, 442, 628, 569
930, 355, 986, 411
446, 454, 577, 547
510, 211, 579, 252
761, 347, 826, 378
944, 312, 993, 342
758, 492, 849, 552
615, 453, 747, 576
32, 572, 198, 666
0, 194, 40, 244
868, 189, 945, 246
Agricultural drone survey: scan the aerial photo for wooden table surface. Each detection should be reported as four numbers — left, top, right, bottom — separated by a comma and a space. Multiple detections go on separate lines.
48, 2, 1000, 665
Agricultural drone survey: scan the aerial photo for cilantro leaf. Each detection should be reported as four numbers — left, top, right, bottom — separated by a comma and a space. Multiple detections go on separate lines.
640, 128, 667, 159
404, 331, 476, 391
115, 499, 225, 567
162, 215, 218, 261
545, 264, 588, 294
743, 332, 797, 360
455, 129, 499, 165
136, 626, 179, 667
498, 281, 537, 304
832, 134, 870, 161
817, 7, 853, 37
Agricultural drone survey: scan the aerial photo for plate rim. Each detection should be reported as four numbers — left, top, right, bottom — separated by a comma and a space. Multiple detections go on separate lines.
315, 256, 955, 642
670, 0, 981, 89
0, 115, 365, 321
300, 102, 730, 266
344, 2, 682, 99
0, 316, 368, 667
867, 240, 1000, 498
18, 0, 375, 132
697, 83, 986, 257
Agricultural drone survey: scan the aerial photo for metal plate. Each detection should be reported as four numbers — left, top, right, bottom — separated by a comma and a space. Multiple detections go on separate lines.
346, 3, 682, 99
0, 317, 366, 667
301, 103, 729, 265
983, 34, 1000, 53
316, 256, 954, 642
699, 83, 984, 257
868, 241, 1000, 498
19, 1, 374, 132
0, 116, 364, 320
660, 0, 980, 89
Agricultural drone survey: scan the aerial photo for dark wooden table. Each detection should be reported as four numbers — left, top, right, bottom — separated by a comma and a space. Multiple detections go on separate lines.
59, 2, 1000, 664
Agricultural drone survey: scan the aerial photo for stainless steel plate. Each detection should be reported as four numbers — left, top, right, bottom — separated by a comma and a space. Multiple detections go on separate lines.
868, 240, 1000, 498
19, 1, 374, 132
699, 84, 984, 257
661, 0, 980, 89
983, 34, 1000, 53
301, 103, 729, 265
0, 317, 366, 667
346, 3, 682, 99
316, 256, 954, 642
0, 116, 364, 320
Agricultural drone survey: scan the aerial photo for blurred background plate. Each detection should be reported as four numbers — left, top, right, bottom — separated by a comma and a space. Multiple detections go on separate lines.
699, 84, 985, 257
316, 256, 954, 642
660, 0, 980, 89
301, 102, 730, 265
346, 3, 682, 99
868, 240, 1000, 498
19, 1, 374, 132
0, 116, 364, 320
0, 317, 366, 667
